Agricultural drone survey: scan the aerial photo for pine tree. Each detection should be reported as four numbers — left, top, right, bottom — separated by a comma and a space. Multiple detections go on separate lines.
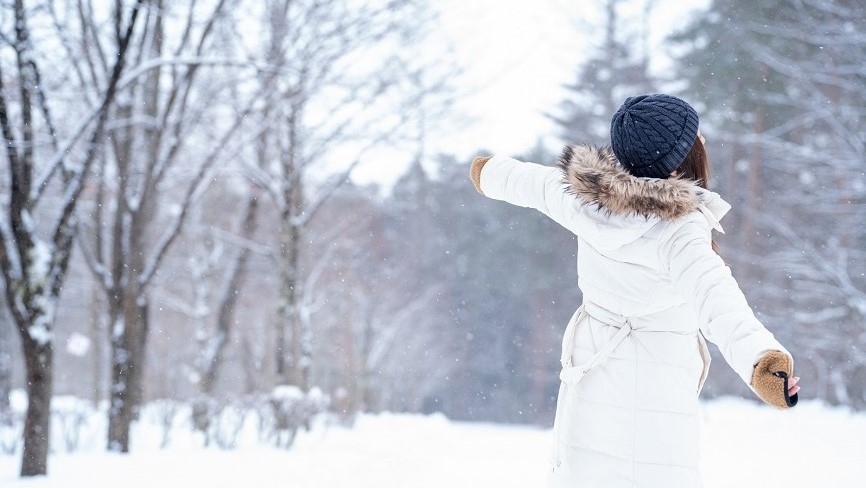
549, 0, 655, 145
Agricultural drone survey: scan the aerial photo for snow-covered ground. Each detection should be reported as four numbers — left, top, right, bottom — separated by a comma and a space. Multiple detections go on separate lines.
1, 398, 864, 487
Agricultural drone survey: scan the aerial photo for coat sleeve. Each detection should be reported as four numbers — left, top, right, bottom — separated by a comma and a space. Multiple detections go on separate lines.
662, 216, 792, 387
479, 155, 580, 235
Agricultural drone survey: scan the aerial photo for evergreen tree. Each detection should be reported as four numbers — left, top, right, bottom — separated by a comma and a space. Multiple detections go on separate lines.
406, 147, 579, 424
549, 0, 655, 145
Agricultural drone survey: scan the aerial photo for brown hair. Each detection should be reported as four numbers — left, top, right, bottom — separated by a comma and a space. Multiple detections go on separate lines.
673, 135, 720, 254
673, 135, 709, 190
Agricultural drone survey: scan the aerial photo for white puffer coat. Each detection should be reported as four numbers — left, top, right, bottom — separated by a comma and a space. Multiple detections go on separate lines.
478, 144, 792, 488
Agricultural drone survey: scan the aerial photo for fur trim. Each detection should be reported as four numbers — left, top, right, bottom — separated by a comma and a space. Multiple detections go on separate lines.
557, 143, 700, 220
470, 156, 491, 195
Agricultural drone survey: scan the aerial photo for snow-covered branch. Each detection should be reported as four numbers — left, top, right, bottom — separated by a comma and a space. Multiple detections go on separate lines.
137, 98, 257, 291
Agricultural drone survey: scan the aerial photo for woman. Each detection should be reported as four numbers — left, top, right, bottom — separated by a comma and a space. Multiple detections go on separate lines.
469, 94, 800, 488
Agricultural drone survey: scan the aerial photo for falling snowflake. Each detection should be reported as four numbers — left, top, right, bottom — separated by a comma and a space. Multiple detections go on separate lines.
66, 332, 91, 357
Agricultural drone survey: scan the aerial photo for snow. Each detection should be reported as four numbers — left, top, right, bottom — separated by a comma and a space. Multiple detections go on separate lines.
65, 333, 91, 357
271, 385, 304, 401
27, 239, 52, 284
111, 318, 123, 340
1, 398, 864, 487
26, 323, 52, 346
27, 293, 57, 346
20, 210, 35, 234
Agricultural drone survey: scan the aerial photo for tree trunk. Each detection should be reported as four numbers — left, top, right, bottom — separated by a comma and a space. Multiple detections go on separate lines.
0, 0, 146, 472
288, 220, 306, 389
106, 302, 127, 452
90, 285, 104, 407
275, 214, 292, 384
126, 299, 149, 420
0, 301, 11, 413
276, 218, 303, 387
19, 336, 52, 476
200, 195, 259, 396
105, 42, 155, 449
107, 294, 148, 453
277, 105, 308, 390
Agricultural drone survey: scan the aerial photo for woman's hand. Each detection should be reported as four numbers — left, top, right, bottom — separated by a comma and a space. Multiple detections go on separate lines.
750, 350, 799, 408
788, 375, 800, 397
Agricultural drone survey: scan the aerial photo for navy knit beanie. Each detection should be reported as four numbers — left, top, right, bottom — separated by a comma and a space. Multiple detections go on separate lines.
610, 94, 699, 178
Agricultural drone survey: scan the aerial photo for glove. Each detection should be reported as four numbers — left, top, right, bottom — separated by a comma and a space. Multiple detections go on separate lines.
469, 156, 491, 195
750, 350, 798, 409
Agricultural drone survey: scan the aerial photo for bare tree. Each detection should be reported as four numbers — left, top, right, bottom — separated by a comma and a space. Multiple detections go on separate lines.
160, 185, 264, 400
0, 0, 146, 475
198, 192, 261, 396
243, 0, 437, 392
0, 283, 11, 414
69, 0, 273, 452
347, 285, 449, 412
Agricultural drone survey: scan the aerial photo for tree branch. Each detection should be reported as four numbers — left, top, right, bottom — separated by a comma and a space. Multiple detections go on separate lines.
48, 0, 149, 294
137, 95, 259, 290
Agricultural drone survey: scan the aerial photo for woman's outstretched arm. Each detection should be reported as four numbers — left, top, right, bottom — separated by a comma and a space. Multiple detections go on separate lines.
663, 215, 799, 408
470, 155, 580, 235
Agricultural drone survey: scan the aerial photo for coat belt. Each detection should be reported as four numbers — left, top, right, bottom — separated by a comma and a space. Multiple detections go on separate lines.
558, 302, 634, 385
552, 301, 635, 470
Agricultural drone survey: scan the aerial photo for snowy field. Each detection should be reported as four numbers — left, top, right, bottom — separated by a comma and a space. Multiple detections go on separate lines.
1, 397, 864, 487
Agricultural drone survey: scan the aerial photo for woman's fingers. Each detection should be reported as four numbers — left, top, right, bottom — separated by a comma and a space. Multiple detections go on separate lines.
788, 376, 800, 396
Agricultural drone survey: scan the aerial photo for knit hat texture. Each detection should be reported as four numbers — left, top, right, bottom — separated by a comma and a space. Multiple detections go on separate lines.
610, 94, 699, 178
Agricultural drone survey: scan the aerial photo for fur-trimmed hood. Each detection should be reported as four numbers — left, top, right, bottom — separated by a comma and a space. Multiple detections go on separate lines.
557, 143, 701, 221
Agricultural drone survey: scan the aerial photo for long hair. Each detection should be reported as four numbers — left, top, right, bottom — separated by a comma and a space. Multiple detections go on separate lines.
674, 135, 709, 190
673, 135, 720, 254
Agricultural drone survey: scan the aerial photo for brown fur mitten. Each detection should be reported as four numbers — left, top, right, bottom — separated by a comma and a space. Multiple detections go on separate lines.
470, 156, 491, 194
751, 350, 798, 409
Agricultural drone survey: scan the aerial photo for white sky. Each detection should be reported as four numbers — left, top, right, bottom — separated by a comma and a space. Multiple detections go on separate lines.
351, 0, 710, 189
